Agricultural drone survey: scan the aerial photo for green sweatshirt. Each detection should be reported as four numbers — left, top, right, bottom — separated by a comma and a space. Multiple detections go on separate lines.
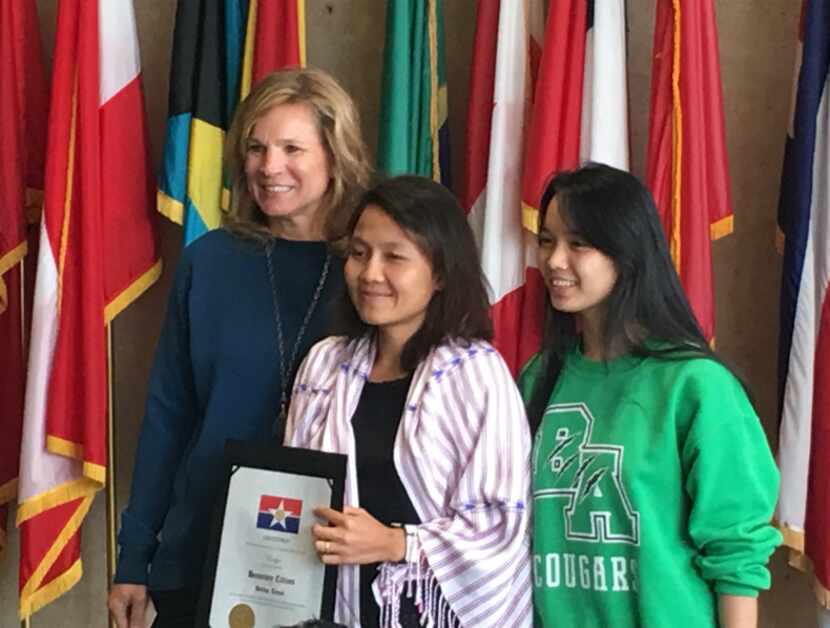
519, 348, 781, 628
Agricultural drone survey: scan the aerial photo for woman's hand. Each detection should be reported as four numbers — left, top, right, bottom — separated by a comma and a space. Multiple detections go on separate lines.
312, 506, 406, 565
108, 583, 150, 628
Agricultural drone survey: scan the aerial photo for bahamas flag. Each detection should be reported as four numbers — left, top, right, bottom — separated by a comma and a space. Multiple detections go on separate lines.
157, 0, 305, 245
378, 0, 450, 186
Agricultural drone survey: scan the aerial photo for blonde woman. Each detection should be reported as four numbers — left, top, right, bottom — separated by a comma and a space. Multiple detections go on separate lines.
108, 68, 372, 628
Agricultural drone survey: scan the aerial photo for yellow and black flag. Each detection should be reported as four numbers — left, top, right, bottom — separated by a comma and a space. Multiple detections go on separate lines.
157, 0, 305, 245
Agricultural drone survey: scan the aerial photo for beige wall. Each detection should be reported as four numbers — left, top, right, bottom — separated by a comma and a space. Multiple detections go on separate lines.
0, 1, 818, 626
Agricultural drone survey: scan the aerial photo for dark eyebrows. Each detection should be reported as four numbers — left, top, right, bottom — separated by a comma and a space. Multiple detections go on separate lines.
349, 233, 414, 253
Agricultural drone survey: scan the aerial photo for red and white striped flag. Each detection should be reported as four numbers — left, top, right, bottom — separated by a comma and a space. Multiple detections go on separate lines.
16, 0, 160, 617
522, 0, 629, 229
463, 0, 545, 375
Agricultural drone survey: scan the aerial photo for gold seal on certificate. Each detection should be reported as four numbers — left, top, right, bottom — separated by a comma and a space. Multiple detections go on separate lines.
197, 442, 345, 627
228, 603, 254, 628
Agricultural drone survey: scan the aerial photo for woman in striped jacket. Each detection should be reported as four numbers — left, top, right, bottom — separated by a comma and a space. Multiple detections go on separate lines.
285, 176, 532, 628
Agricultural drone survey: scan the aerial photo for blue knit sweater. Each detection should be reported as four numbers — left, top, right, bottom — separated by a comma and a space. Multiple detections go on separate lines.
114, 229, 343, 590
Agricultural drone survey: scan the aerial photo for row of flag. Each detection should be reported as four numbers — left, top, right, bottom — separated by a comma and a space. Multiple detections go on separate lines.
0, 0, 305, 619
1, 0, 827, 619
398, 0, 733, 373
464, 0, 632, 374
5, 0, 161, 618
462, 0, 728, 372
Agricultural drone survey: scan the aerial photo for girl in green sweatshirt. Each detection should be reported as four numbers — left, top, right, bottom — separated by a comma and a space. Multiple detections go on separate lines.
520, 163, 781, 628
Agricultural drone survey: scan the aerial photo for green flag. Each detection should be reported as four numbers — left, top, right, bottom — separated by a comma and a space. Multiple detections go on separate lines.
378, 0, 451, 186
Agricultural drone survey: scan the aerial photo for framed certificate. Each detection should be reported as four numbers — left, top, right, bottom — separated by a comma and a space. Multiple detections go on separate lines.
197, 440, 346, 628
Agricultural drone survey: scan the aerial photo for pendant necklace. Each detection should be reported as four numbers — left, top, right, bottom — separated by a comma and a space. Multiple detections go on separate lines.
265, 240, 331, 438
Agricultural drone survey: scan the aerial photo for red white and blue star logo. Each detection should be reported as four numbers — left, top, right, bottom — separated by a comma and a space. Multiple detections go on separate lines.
256, 495, 302, 533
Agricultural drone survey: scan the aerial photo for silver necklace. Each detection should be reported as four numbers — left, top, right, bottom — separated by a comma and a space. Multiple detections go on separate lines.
265, 241, 331, 436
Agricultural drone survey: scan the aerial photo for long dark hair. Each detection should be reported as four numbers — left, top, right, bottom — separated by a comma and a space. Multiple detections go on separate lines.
333, 175, 493, 370
527, 163, 750, 427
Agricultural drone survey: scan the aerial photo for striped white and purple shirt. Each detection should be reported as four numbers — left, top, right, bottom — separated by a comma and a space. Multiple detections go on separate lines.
285, 335, 532, 628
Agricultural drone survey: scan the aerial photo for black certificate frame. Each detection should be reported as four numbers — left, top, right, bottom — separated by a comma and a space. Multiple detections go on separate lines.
197, 440, 346, 627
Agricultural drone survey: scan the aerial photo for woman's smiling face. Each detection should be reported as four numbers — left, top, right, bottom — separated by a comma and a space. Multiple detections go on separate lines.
244, 102, 331, 233
538, 196, 618, 324
345, 204, 439, 342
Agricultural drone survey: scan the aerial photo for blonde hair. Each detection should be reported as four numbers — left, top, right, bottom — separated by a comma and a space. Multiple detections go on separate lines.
223, 67, 373, 241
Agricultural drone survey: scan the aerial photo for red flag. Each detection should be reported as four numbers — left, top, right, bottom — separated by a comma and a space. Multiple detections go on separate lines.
16, 0, 161, 617
464, 0, 545, 375
252, 0, 304, 82
645, 0, 734, 342
521, 0, 587, 222
0, 0, 48, 559
0, 268, 25, 558
239, 0, 306, 100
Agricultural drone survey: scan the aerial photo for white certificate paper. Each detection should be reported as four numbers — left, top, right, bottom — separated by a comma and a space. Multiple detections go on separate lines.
208, 466, 332, 627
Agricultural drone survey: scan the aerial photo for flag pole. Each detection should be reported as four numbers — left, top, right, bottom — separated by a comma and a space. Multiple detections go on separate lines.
21, 261, 31, 628
106, 324, 117, 628
20, 259, 26, 355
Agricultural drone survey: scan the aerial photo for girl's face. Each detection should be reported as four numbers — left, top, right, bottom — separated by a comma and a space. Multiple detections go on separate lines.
244, 102, 331, 233
538, 197, 618, 323
345, 205, 440, 341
